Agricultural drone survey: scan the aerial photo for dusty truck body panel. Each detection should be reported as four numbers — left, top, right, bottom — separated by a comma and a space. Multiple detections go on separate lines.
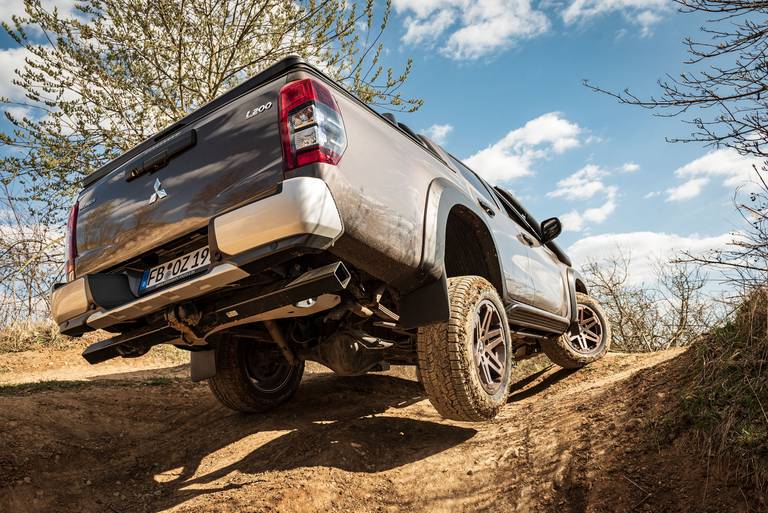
51, 56, 607, 421
76, 72, 287, 278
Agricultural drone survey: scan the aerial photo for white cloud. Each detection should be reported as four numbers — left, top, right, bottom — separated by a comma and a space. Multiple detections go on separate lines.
560, 186, 618, 232
0, 47, 29, 100
634, 9, 663, 36
3, 105, 32, 119
402, 9, 455, 45
0, 0, 79, 24
675, 148, 758, 186
394, 0, 549, 60
549, 164, 621, 232
464, 112, 583, 182
666, 177, 709, 202
662, 148, 760, 202
421, 123, 454, 144
566, 231, 734, 284
621, 162, 640, 173
562, 0, 670, 36
548, 164, 608, 200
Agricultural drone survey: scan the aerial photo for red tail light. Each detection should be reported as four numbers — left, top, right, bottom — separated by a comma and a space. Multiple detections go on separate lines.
279, 78, 347, 171
65, 202, 79, 281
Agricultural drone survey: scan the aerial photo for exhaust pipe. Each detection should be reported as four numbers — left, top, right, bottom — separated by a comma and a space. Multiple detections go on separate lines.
82, 262, 351, 364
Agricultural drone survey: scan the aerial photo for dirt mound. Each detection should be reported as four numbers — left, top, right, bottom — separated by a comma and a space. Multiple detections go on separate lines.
0, 348, 760, 512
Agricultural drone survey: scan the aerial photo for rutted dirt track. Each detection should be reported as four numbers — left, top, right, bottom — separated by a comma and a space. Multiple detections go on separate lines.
0, 349, 752, 513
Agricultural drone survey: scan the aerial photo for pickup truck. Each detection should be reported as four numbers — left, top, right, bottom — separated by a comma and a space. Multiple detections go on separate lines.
51, 56, 611, 421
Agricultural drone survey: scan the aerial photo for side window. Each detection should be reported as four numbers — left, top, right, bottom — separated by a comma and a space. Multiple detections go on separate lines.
448, 155, 498, 206
493, 188, 541, 239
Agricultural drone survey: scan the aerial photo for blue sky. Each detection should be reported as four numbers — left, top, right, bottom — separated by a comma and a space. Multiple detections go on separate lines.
0, 0, 754, 283
376, 0, 751, 282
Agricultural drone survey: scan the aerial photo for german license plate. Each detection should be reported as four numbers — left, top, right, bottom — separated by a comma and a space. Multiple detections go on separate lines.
139, 246, 210, 293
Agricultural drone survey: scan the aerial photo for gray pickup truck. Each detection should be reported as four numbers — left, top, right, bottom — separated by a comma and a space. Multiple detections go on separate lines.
52, 56, 611, 421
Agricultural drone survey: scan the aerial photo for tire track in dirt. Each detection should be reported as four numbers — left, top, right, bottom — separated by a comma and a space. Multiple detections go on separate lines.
3, 348, 749, 513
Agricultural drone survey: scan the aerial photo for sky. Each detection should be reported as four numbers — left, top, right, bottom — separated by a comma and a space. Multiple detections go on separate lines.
0, 0, 757, 285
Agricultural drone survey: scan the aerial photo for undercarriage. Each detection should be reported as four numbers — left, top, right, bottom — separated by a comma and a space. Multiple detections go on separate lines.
82, 255, 551, 381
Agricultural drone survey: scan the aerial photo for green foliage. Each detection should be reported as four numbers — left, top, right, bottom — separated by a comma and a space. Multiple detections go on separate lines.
0, 0, 421, 224
676, 289, 768, 493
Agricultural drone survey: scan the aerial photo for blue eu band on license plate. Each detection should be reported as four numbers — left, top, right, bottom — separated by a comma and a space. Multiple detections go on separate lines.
139, 246, 211, 293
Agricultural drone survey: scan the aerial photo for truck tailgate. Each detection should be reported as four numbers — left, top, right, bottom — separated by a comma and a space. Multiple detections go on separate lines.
76, 79, 285, 277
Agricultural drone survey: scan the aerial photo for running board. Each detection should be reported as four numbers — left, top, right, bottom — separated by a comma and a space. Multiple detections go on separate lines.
506, 303, 570, 334
82, 261, 352, 364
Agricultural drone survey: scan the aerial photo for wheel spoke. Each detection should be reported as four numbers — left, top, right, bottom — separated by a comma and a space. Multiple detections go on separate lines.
485, 351, 504, 374
583, 330, 601, 343
481, 359, 493, 384
481, 307, 493, 337
485, 335, 504, 351
482, 327, 501, 342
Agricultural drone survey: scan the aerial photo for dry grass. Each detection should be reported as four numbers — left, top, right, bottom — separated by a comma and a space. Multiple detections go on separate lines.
0, 319, 105, 353
673, 288, 768, 495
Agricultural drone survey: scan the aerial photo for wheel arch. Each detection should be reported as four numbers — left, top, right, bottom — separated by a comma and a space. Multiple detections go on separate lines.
399, 178, 505, 328
443, 204, 504, 294
566, 268, 589, 323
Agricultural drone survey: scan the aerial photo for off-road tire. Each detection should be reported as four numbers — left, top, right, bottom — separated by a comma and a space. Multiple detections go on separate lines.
541, 292, 611, 369
417, 276, 513, 421
208, 335, 304, 413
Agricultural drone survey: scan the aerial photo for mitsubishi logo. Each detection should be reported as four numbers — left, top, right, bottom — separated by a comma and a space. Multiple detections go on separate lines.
149, 178, 167, 204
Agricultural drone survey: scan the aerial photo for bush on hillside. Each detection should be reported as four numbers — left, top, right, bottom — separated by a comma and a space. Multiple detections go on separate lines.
677, 288, 768, 493
0, 320, 93, 353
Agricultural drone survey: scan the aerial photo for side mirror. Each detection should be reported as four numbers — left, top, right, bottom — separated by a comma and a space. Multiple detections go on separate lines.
540, 217, 562, 243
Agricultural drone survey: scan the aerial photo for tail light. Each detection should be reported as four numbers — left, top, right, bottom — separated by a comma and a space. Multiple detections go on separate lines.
65, 202, 79, 281
279, 78, 347, 171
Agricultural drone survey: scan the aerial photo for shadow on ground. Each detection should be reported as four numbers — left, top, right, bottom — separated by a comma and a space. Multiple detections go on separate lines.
0, 369, 477, 513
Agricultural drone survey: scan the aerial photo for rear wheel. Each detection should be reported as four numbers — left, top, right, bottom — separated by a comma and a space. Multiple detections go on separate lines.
417, 276, 513, 421
208, 335, 304, 413
541, 292, 611, 369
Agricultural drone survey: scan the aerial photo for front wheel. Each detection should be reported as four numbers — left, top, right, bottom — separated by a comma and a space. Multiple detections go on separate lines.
417, 276, 513, 421
541, 292, 611, 369
208, 335, 304, 413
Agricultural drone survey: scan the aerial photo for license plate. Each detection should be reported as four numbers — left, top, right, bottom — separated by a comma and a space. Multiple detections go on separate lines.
139, 246, 210, 293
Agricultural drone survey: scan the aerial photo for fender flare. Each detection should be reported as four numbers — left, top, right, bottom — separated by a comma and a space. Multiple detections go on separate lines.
566, 268, 588, 324
398, 178, 505, 328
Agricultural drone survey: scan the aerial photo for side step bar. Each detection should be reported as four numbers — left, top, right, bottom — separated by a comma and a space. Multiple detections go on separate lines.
506, 302, 570, 334
82, 261, 351, 364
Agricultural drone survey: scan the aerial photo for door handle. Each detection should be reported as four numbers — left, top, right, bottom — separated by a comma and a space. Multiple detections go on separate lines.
478, 199, 496, 217
518, 232, 535, 247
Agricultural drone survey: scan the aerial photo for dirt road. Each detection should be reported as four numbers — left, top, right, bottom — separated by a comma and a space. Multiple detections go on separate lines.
0, 348, 751, 513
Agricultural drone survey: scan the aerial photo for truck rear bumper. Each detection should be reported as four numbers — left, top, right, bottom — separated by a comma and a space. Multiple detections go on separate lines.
52, 177, 344, 334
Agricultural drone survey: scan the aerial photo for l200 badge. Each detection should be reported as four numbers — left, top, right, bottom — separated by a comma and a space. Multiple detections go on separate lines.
246, 101, 273, 119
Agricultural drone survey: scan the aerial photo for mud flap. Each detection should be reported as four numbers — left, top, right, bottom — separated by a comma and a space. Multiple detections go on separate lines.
190, 349, 216, 382
398, 273, 450, 329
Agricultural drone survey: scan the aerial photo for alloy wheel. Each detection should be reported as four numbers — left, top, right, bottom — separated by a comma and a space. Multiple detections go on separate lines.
568, 303, 604, 354
472, 299, 507, 394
